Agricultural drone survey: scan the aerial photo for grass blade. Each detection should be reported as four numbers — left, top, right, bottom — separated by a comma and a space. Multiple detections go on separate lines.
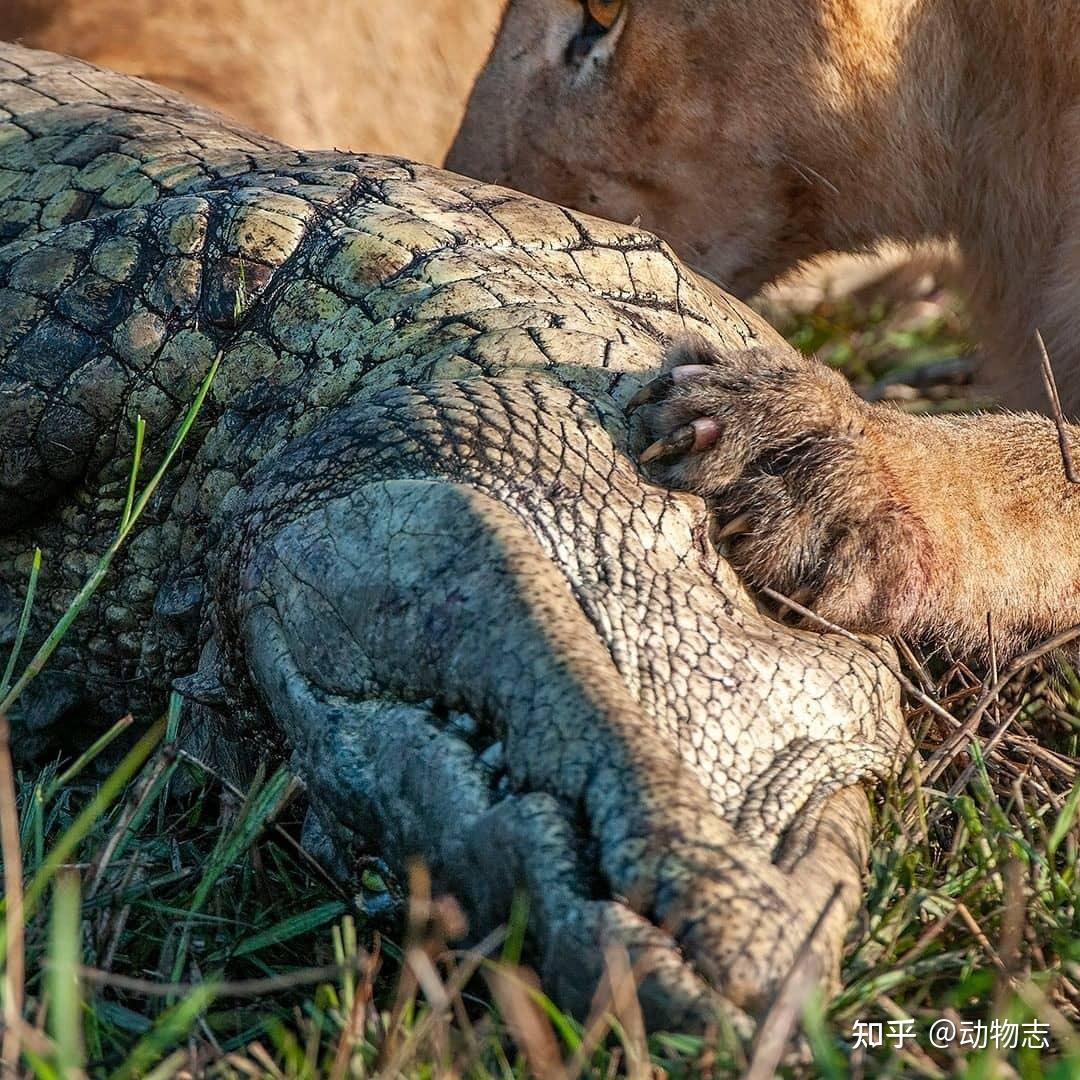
0, 354, 220, 716
1047, 778, 1080, 856
48, 869, 85, 1076
107, 985, 215, 1080
0, 718, 26, 1074
119, 415, 146, 534
42, 715, 135, 804
229, 901, 348, 960
0, 718, 165, 961
0, 547, 41, 701
169, 766, 294, 983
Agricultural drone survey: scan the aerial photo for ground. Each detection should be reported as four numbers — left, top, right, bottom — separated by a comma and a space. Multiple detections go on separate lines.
3, 263, 1079, 1078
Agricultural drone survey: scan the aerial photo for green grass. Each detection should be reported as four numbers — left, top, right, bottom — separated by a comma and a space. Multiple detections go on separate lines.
1, 286, 1079, 1077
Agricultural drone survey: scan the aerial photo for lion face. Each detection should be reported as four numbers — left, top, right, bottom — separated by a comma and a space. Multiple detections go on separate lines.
446, 0, 856, 297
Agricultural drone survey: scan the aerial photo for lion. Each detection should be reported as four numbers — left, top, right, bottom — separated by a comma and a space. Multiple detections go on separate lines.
1, 0, 506, 162
447, 0, 1080, 656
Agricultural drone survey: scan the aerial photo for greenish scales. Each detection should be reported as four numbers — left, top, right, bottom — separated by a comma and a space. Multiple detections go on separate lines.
0, 43, 907, 1035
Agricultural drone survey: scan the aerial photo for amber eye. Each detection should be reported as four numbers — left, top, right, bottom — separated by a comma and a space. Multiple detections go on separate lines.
586, 0, 624, 31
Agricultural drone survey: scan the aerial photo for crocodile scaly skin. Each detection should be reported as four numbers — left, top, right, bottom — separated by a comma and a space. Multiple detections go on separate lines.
0, 43, 908, 1031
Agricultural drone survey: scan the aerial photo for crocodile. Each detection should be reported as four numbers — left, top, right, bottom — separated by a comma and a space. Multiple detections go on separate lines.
0, 43, 909, 1032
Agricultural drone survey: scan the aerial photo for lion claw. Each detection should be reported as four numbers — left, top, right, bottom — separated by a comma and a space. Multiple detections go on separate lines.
639, 417, 721, 465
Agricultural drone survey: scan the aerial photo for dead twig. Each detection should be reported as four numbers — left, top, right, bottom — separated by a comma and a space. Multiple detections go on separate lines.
746, 882, 844, 1080
1035, 329, 1080, 483
378, 926, 506, 1078
85, 748, 171, 899
486, 965, 568, 1080
77, 955, 375, 999
922, 624, 1080, 783
943, 703, 1025, 800
0, 717, 25, 1076
173, 748, 349, 901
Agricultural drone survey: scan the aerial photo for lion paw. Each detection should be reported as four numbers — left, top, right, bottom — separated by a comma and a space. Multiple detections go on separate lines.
630, 340, 933, 637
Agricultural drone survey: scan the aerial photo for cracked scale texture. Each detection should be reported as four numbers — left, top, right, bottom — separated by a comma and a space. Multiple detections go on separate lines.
0, 43, 909, 1032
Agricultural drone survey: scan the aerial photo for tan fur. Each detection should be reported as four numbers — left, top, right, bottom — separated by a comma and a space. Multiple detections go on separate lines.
449, 1, 1080, 653
2, 0, 506, 163
636, 343, 1080, 657
448, 0, 1080, 412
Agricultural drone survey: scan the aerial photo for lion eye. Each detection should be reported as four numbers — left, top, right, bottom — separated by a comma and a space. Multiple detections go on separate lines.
568, 0, 625, 65
586, 0, 624, 30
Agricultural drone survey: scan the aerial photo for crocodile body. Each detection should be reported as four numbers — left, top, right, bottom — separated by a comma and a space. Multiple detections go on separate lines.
0, 44, 908, 1030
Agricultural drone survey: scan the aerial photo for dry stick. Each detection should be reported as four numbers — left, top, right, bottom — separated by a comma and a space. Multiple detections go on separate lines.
77, 956, 375, 999
173, 748, 348, 901
996, 860, 1026, 1015
85, 749, 171, 900
759, 587, 962, 736
406, 946, 451, 1064
566, 945, 650, 1080
889, 883, 979, 971
485, 966, 567, 1080
905, 683, 984, 744
894, 637, 935, 696
99, 861, 144, 976
987, 612, 1000, 726
379, 927, 505, 1078
606, 946, 650, 1080
921, 625, 1080, 784
745, 882, 845, 1080
563, 959, 632, 1080
1015, 980, 1080, 1057
1034, 329, 1080, 483
246, 1043, 284, 1079
381, 863, 432, 1065
1017, 739, 1077, 779
874, 996, 948, 1080
4, 1015, 53, 1062
954, 902, 1007, 973
0, 719, 24, 1076
944, 704, 1025, 800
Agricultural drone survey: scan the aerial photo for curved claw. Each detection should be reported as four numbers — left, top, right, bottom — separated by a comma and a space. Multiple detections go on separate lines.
639, 417, 721, 465
716, 513, 753, 541
627, 365, 716, 415
627, 373, 675, 414
640, 423, 697, 464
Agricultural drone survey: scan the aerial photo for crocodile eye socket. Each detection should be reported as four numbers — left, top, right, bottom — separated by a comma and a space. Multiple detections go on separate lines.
586, 0, 624, 30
